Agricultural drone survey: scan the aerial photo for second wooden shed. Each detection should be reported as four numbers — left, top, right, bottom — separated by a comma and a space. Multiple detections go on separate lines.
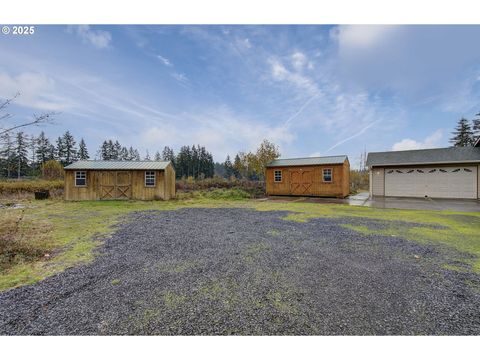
265, 155, 350, 198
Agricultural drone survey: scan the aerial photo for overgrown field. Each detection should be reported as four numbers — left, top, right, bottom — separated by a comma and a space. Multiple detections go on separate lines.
1, 191, 479, 291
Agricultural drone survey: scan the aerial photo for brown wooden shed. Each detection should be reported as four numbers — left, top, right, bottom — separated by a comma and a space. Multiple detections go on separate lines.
64, 160, 175, 201
265, 156, 350, 198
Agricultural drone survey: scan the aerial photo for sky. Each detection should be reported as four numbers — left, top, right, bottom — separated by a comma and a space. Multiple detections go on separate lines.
1, 25, 480, 167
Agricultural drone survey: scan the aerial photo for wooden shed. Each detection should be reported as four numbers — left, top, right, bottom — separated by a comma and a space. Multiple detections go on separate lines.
63, 161, 175, 201
265, 156, 350, 198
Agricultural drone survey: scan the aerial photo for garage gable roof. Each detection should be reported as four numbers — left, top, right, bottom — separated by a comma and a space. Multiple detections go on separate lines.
266, 155, 348, 167
366, 147, 480, 167
64, 160, 171, 170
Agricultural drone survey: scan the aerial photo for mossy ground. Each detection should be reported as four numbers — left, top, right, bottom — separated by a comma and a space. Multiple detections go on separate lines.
1, 196, 479, 291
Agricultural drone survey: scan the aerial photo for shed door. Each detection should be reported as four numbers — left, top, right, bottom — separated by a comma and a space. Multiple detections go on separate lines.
290, 169, 313, 195
100, 171, 116, 199
385, 166, 477, 199
115, 171, 131, 199
100, 171, 132, 200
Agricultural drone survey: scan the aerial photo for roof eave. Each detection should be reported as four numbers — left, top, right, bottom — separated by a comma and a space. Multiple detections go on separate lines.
368, 159, 480, 167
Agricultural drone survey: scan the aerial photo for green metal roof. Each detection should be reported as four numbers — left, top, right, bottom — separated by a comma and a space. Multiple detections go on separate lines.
266, 155, 348, 167
366, 147, 480, 167
64, 160, 171, 170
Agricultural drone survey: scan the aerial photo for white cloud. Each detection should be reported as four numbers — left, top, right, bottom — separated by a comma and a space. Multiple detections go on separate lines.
172, 72, 188, 83
268, 58, 318, 95
68, 25, 112, 49
291, 52, 307, 71
330, 25, 398, 50
0, 71, 72, 111
140, 105, 295, 160
157, 55, 173, 67
392, 129, 443, 151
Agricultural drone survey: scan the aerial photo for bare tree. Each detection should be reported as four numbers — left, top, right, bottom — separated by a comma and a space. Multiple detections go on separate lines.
0, 92, 56, 136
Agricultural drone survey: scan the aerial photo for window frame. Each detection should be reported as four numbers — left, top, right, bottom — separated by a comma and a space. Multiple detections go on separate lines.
145, 171, 156, 187
75, 171, 87, 187
322, 168, 333, 183
273, 170, 282, 183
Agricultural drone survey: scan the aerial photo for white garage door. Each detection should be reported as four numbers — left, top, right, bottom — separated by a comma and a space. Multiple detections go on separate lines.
385, 166, 477, 199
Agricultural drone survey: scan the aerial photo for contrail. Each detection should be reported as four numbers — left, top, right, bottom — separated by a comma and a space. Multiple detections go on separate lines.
324, 121, 377, 153
283, 94, 319, 127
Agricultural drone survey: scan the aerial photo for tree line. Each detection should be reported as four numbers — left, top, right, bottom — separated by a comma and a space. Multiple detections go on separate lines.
0, 130, 89, 179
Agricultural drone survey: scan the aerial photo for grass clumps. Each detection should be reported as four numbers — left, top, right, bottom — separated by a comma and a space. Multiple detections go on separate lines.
0, 209, 54, 274
0, 179, 63, 193
177, 188, 251, 201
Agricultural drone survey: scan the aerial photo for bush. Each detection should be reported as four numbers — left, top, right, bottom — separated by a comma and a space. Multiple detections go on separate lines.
176, 176, 265, 198
350, 170, 369, 193
41, 160, 64, 180
0, 179, 64, 193
202, 188, 251, 200
0, 211, 53, 272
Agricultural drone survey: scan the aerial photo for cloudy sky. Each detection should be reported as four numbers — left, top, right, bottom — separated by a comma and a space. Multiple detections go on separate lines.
1, 25, 480, 166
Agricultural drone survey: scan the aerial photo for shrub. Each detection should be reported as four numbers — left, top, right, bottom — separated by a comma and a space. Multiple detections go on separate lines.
41, 160, 64, 180
0, 179, 64, 193
202, 188, 251, 200
176, 177, 265, 197
0, 210, 53, 272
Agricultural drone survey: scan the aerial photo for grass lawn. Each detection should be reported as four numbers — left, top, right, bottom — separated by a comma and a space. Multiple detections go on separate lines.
1, 193, 479, 291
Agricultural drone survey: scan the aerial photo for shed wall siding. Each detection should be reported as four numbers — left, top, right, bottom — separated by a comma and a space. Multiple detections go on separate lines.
371, 167, 385, 196
64, 170, 173, 200
265, 162, 349, 197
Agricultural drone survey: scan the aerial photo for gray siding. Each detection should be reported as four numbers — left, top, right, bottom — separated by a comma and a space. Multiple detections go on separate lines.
371, 167, 385, 196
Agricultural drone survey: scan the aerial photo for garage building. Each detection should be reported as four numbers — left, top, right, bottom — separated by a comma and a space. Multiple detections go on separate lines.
366, 147, 480, 199
265, 155, 350, 198
64, 160, 176, 201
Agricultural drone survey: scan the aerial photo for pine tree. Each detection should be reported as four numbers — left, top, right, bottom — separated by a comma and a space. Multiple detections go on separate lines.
119, 146, 129, 160
450, 118, 474, 147
161, 146, 175, 167
36, 131, 52, 165
127, 146, 140, 161
233, 154, 242, 179
29, 134, 37, 169
0, 132, 15, 178
154, 151, 161, 161
113, 140, 122, 160
56, 136, 65, 162
472, 112, 480, 141
14, 132, 29, 178
78, 138, 89, 160
224, 155, 234, 178
62, 131, 78, 165
144, 150, 151, 161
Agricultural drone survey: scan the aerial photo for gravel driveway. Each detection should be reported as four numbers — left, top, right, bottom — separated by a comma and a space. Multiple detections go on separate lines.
1, 208, 480, 335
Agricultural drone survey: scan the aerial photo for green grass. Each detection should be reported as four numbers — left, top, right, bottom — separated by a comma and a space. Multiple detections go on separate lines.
1, 196, 479, 291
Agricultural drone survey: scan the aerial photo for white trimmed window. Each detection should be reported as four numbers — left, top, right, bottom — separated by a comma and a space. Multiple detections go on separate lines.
145, 171, 156, 187
75, 171, 86, 187
274, 170, 282, 182
323, 168, 332, 182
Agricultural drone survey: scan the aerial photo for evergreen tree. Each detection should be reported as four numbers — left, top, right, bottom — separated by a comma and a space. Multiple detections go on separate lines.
62, 131, 78, 165
13, 132, 29, 178
161, 146, 175, 167
113, 140, 122, 160
119, 146, 129, 160
78, 138, 89, 160
127, 146, 140, 161
29, 134, 37, 169
56, 136, 66, 162
0, 132, 15, 178
233, 154, 242, 179
36, 131, 52, 165
154, 151, 162, 161
224, 155, 234, 178
450, 118, 474, 147
144, 150, 151, 161
472, 112, 480, 141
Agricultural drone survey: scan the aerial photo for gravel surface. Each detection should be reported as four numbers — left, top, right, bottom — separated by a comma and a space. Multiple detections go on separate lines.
1, 208, 480, 335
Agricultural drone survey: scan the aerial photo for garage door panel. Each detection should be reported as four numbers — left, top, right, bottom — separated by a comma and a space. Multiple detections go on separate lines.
385, 166, 477, 199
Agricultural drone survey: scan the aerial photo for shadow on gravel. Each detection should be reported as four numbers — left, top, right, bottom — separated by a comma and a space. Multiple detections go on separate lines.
1, 208, 479, 335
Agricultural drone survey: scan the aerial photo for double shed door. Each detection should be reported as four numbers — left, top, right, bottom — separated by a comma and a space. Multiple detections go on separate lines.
289, 169, 314, 195
100, 171, 132, 200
